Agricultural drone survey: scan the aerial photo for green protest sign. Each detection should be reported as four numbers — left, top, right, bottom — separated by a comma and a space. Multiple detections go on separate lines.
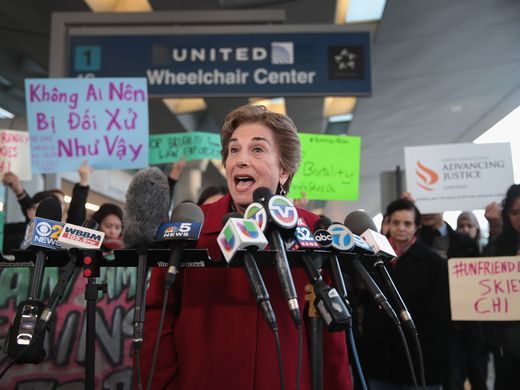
149, 132, 222, 164
288, 134, 361, 201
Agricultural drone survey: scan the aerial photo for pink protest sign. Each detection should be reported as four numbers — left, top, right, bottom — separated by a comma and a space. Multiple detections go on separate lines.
0, 130, 32, 180
448, 256, 520, 320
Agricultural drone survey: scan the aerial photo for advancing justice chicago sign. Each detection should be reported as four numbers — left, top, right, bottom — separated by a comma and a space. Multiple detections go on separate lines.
67, 27, 371, 96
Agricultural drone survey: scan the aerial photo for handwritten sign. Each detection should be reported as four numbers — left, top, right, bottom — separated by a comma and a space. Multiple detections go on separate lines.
288, 134, 361, 201
405, 143, 514, 213
0, 130, 32, 180
149, 132, 221, 164
448, 256, 520, 320
25, 78, 149, 173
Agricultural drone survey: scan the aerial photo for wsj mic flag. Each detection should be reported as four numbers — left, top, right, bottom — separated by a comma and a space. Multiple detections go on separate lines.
68, 27, 371, 96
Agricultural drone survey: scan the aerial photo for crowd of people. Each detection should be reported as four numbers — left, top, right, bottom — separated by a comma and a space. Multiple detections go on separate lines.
1, 104, 518, 390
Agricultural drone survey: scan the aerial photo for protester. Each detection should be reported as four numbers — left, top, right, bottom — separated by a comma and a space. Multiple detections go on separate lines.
196, 185, 228, 206
360, 198, 450, 390
141, 105, 352, 389
91, 203, 124, 251
483, 184, 520, 390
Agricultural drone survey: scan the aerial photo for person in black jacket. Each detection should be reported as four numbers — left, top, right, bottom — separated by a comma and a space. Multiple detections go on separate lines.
483, 184, 520, 390
418, 211, 484, 390
361, 199, 450, 390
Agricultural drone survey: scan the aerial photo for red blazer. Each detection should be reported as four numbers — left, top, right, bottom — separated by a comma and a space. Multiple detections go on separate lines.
140, 194, 352, 389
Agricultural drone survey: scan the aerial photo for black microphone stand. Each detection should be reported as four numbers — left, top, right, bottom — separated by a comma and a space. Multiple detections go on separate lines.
304, 284, 323, 390
81, 249, 107, 390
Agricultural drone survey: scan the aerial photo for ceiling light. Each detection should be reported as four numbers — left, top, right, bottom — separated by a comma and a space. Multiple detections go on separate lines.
0, 107, 14, 119
84, 0, 152, 12
163, 98, 207, 115
249, 97, 286, 115
323, 96, 356, 117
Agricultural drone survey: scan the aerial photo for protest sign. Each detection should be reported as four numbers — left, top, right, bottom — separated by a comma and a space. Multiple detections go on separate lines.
25, 78, 149, 173
449, 256, 520, 320
149, 132, 221, 164
405, 143, 513, 213
0, 130, 31, 180
289, 134, 361, 201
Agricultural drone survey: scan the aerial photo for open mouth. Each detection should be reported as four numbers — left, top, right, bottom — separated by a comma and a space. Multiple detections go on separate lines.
234, 175, 255, 190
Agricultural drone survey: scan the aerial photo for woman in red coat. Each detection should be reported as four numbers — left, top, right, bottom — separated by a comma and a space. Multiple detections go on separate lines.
141, 105, 352, 390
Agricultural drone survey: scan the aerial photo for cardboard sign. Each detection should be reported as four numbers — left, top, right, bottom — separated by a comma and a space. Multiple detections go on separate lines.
289, 134, 361, 201
149, 132, 221, 164
449, 256, 520, 321
25, 78, 149, 173
405, 143, 514, 213
0, 130, 32, 180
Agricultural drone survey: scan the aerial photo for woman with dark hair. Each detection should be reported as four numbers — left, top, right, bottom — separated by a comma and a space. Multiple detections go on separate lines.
361, 198, 450, 390
141, 105, 352, 389
483, 184, 520, 390
196, 185, 228, 206
91, 203, 124, 250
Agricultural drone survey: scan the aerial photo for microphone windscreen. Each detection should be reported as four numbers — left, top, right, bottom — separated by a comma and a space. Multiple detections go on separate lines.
82, 218, 99, 230
123, 167, 170, 248
253, 187, 273, 203
35, 197, 62, 221
222, 212, 242, 226
171, 202, 205, 224
103, 237, 125, 250
314, 216, 332, 231
344, 210, 377, 235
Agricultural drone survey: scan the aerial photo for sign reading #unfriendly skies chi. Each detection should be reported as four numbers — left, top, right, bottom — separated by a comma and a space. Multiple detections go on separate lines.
289, 134, 361, 201
25, 78, 149, 174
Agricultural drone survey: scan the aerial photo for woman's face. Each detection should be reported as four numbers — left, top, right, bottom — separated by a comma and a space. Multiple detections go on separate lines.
388, 209, 417, 246
508, 198, 520, 234
457, 218, 478, 240
100, 214, 123, 239
225, 122, 289, 210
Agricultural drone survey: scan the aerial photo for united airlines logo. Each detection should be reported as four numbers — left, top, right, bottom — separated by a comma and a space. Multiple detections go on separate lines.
219, 225, 235, 252
271, 42, 294, 64
237, 220, 260, 239
268, 196, 298, 228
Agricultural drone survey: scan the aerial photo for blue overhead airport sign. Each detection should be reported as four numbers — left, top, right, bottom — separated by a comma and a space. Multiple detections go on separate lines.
68, 28, 371, 96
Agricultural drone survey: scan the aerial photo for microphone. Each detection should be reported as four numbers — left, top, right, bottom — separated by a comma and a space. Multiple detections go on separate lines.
6, 197, 63, 363
253, 187, 301, 327
326, 221, 400, 326
345, 210, 416, 332
38, 219, 103, 329
123, 167, 171, 351
289, 217, 350, 332
313, 217, 353, 320
217, 212, 277, 331
156, 202, 204, 289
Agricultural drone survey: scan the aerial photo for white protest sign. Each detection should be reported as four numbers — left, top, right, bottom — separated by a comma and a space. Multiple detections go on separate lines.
0, 130, 32, 180
448, 256, 520, 321
404, 143, 513, 213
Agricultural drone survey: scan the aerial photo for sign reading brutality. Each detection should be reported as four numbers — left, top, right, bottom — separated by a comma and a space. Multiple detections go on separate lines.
289, 134, 361, 201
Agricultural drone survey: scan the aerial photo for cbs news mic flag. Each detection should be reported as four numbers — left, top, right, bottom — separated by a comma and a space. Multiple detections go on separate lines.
22, 217, 65, 250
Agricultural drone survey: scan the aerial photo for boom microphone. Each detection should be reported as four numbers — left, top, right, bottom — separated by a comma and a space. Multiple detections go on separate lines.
124, 167, 171, 352
253, 187, 301, 327
156, 202, 204, 289
217, 212, 277, 331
